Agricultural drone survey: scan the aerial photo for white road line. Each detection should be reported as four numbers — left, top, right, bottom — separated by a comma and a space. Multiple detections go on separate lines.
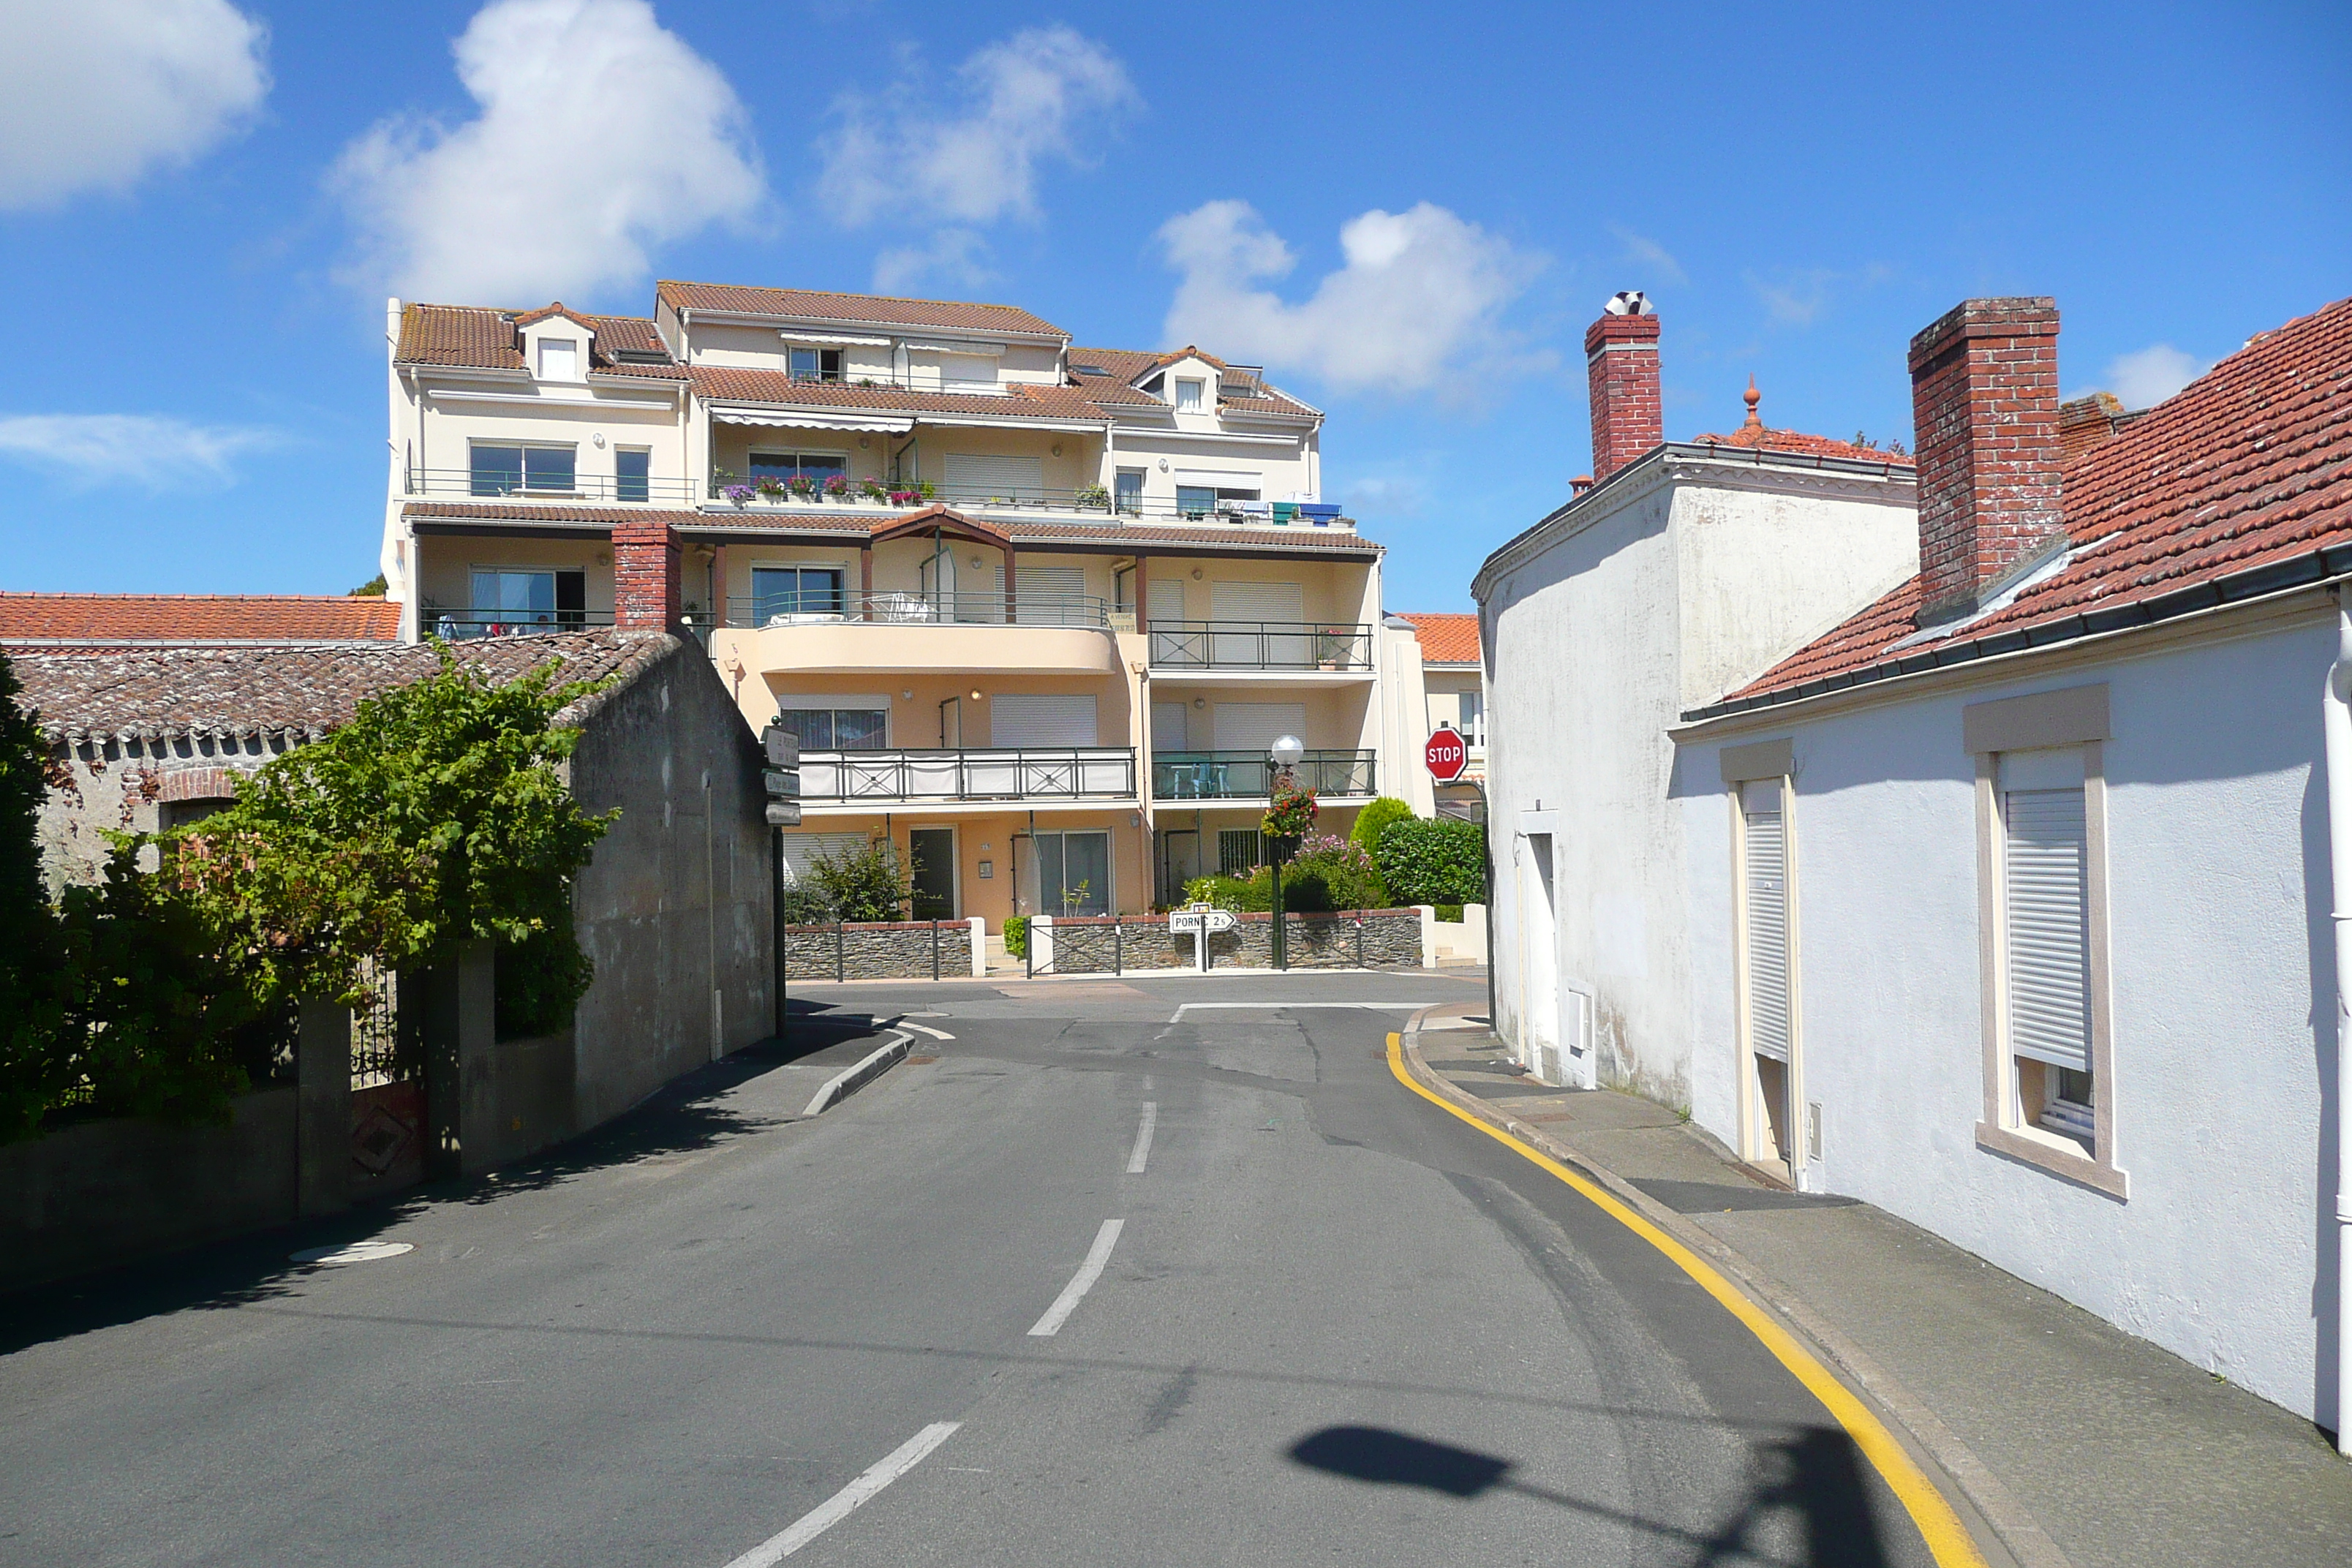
722, 1421, 960, 1566
901, 1021, 956, 1041
1165, 1001, 1447, 1024
1028, 1218, 1125, 1337
1126, 1102, 1158, 1174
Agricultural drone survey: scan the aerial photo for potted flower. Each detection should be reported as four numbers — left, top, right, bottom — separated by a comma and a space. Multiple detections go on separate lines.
888, 486, 922, 505
786, 472, 818, 500
755, 475, 788, 500
1074, 483, 1109, 510
859, 475, 890, 502
722, 482, 755, 506
1261, 774, 1319, 858
823, 473, 851, 501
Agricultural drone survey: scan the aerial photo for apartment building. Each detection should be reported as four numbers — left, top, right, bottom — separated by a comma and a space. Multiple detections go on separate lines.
379, 282, 1423, 927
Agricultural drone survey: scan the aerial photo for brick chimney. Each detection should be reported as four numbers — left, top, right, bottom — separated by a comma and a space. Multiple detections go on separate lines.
612, 519, 680, 631
1907, 298, 2064, 620
1586, 293, 1662, 482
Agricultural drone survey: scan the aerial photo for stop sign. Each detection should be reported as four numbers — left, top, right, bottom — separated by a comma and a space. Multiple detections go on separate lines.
1425, 726, 1469, 783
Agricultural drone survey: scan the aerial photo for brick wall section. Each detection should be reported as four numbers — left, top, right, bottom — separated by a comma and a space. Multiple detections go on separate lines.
611, 519, 679, 631
785, 920, 974, 981
1908, 297, 2064, 620
1585, 310, 1663, 481
1043, 907, 1422, 973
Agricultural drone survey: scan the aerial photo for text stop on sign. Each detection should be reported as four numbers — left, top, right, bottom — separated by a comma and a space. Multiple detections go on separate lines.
1425, 726, 1469, 783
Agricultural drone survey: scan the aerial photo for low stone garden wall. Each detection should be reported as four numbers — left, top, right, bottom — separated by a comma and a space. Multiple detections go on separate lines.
1033, 906, 1422, 974
785, 918, 984, 981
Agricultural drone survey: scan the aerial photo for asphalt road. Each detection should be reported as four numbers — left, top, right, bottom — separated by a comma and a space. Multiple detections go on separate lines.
0, 969, 1950, 1567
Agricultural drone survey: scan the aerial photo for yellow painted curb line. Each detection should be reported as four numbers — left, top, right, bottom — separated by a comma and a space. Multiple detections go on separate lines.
1387, 1033, 1987, 1567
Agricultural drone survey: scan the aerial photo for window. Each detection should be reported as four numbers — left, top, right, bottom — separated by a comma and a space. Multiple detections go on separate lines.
940, 353, 998, 393
1175, 377, 1205, 412
614, 448, 650, 503
1115, 469, 1145, 516
1460, 690, 1487, 748
1964, 684, 2124, 1197
773, 705, 888, 751
1218, 829, 1263, 876
1177, 485, 1216, 519
536, 339, 578, 380
464, 569, 586, 635
1033, 830, 1110, 915
470, 443, 576, 496
1741, 777, 1796, 1172
750, 566, 845, 624
788, 346, 843, 382
749, 451, 848, 489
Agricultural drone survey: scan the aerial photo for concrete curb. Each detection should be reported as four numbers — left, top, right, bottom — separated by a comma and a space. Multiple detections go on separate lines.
802, 1032, 913, 1117
1399, 1008, 2072, 1568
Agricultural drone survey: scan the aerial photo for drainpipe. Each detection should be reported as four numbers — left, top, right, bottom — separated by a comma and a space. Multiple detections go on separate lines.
2324, 583, 2352, 1455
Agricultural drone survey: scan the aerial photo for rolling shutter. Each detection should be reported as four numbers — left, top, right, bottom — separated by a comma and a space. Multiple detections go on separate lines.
1210, 581, 1304, 622
2002, 750, 2091, 1074
1017, 564, 1088, 625
1742, 780, 1791, 1063
1212, 702, 1307, 752
780, 832, 865, 886
943, 452, 1044, 502
991, 693, 1098, 747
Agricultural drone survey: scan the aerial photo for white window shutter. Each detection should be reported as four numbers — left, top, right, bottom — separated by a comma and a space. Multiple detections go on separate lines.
1212, 702, 1308, 752
943, 452, 1044, 502
1147, 578, 1188, 626
2003, 785, 2091, 1074
1742, 782, 1792, 1063
990, 693, 1098, 747
1210, 581, 1305, 622
780, 833, 866, 886
1016, 565, 1088, 625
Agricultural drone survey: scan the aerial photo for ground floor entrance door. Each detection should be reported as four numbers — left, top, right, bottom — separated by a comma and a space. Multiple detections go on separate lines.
910, 827, 957, 919
1159, 829, 1201, 904
1520, 832, 1561, 1082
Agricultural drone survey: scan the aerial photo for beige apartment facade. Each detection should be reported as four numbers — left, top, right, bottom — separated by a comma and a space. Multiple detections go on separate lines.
381, 282, 1419, 927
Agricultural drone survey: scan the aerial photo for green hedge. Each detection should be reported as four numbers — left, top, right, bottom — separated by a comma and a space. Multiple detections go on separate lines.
1002, 914, 1028, 959
1375, 818, 1487, 908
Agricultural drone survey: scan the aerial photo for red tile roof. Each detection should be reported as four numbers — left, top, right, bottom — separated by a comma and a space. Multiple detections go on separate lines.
1399, 611, 1480, 664
1695, 381, 1915, 466
0, 593, 402, 652
1065, 345, 1317, 419
16, 630, 670, 745
657, 281, 1066, 339
1709, 295, 2352, 715
396, 304, 685, 379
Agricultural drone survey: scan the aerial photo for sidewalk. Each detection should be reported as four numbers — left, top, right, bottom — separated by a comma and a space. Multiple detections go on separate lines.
1402, 1006, 2352, 1568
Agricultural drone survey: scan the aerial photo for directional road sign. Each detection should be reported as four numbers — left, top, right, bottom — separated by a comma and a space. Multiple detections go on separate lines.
762, 724, 802, 826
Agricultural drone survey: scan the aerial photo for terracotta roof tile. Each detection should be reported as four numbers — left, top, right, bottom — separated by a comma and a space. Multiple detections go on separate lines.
1398, 611, 1480, 664
0, 593, 402, 650
17, 630, 671, 745
1721, 295, 2352, 709
1695, 382, 1914, 466
1066, 345, 1316, 418
657, 281, 1066, 339
397, 303, 684, 379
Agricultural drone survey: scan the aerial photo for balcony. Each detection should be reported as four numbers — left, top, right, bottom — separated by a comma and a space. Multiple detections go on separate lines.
1152, 750, 1376, 802
713, 590, 1120, 676
704, 480, 1354, 532
1147, 622, 1374, 672
423, 608, 615, 640
798, 747, 1137, 804
404, 467, 702, 505
722, 590, 1109, 630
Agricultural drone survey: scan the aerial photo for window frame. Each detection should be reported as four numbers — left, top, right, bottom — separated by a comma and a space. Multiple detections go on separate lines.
1174, 377, 1205, 412
1966, 685, 2127, 1199
468, 440, 578, 497
786, 345, 845, 383
614, 446, 652, 503
747, 562, 849, 623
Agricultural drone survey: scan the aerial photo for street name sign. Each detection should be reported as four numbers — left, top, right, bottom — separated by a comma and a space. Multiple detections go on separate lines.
1425, 725, 1469, 783
1169, 907, 1239, 973
762, 724, 802, 827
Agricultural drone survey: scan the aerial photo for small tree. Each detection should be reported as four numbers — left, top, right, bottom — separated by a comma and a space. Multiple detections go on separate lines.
1348, 796, 1414, 853
807, 835, 910, 922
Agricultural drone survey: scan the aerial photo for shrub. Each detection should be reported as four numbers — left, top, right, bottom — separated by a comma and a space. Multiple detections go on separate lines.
1435, 902, 1465, 924
1348, 796, 1415, 853
1002, 913, 1028, 959
1376, 818, 1487, 907
807, 835, 909, 923
1280, 833, 1389, 912
1184, 872, 1269, 912
777, 876, 833, 927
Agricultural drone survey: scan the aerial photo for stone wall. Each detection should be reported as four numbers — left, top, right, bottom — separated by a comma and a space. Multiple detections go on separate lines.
785, 919, 976, 981
1036, 907, 1422, 973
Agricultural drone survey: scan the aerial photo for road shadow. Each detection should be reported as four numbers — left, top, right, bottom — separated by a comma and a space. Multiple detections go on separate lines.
0, 1014, 888, 1357
1289, 1422, 1899, 1566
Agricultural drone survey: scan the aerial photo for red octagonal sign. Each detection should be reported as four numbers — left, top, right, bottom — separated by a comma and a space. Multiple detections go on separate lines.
1425, 726, 1469, 783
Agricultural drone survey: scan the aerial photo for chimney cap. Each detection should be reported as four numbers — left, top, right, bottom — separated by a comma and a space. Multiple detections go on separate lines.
1603, 290, 1654, 317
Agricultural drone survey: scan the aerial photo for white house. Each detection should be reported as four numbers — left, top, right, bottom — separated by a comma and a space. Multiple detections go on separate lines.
1471, 294, 1919, 1095
1670, 294, 2352, 1439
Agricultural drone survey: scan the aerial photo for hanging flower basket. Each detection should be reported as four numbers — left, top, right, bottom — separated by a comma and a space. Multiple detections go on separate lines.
1262, 775, 1319, 839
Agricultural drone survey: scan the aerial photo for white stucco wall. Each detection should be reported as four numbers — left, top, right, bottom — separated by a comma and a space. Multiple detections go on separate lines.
1676, 614, 2340, 1424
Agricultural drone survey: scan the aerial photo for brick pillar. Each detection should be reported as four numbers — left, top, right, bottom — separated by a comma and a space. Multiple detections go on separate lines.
1908, 298, 2064, 621
612, 519, 680, 631
1585, 303, 1663, 482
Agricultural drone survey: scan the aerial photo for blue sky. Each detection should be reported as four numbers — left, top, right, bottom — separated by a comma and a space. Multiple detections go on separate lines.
0, 0, 2345, 611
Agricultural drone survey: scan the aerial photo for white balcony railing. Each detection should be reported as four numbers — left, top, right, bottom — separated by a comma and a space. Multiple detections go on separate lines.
797, 747, 1137, 804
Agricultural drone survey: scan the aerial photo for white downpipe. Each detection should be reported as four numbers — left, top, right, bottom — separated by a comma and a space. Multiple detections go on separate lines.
2321, 584, 2352, 1455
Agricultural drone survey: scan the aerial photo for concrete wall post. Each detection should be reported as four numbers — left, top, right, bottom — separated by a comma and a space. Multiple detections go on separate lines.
422, 938, 497, 1179
295, 998, 350, 1218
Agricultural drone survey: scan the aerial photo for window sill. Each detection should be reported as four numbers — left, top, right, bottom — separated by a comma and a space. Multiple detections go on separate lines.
1975, 1121, 2129, 1200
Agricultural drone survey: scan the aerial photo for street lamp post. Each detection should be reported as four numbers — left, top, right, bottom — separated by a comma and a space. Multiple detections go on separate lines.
1267, 734, 1305, 970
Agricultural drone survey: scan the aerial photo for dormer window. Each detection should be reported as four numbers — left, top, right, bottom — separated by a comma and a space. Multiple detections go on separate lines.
1175, 377, 1205, 412
537, 339, 578, 380
788, 347, 843, 382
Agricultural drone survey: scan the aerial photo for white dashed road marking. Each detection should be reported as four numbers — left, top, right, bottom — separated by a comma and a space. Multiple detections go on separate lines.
1126, 1102, 1158, 1174
722, 1422, 961, 1565
1028, 1219, 1125, 1337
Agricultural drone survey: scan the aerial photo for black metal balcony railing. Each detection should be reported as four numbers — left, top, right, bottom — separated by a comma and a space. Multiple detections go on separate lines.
425, 608, 615, 640
724, 591, 1111, 629
704, 478, 1353, 529
1147, 621, 1374, 671
1151, 751, 1376, 800
798, 747, 1136, 804
404, 467, 704, 505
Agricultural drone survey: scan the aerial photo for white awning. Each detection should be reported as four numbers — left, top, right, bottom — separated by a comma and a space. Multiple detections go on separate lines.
1175, 467, 1262, 484
709, 406, 913, 433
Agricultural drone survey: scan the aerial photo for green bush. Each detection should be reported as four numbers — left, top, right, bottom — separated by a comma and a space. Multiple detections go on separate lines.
1002, 913, 1028, 959
1184, 872, 1269, 912
1348, 796, 1415, 853
1183, 834, 1390, 916
806, 835, 910, 923
1435, 902, 1465, 923
1376, 818, 1487, 907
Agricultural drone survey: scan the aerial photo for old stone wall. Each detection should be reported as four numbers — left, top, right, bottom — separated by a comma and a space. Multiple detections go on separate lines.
785, 920, 975, 981
1039, 908, 1422, 973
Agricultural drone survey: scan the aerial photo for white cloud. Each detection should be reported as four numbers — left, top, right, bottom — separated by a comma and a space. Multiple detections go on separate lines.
872, 228, 993, 295
0, 414, 274, 487
1158, 200, 1548, 399
1341, 474, 1428, 516
1607, 223, 1686, 285
819, 26, 1136, 229
0, 0, 268, 210
332, 0, 763, 304
2103, 343, 2205, 410
1746, 264, 1891, 328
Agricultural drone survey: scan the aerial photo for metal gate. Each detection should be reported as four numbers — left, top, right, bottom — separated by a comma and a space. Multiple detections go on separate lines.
349, 963, 424, 1196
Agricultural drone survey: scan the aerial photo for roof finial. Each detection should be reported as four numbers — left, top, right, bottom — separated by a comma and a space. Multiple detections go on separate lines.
1741, 375, 1763, 430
